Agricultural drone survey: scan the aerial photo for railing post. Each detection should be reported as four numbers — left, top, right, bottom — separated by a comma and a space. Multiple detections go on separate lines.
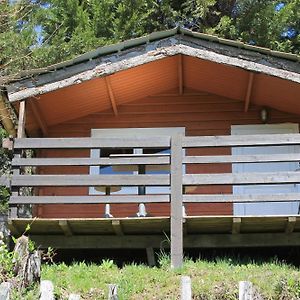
10, 148, 21, 219
170, 134, 183, 268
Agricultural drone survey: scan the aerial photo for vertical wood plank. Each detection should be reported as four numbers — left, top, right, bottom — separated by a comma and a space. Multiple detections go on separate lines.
239, 281, 253, 300
17, 101, 26, 138
40, 280, 54, 300
181, 276, 192, 300
170, 134, 183, 268
146, 247, 155, 267
10, 148, 22, 218
178, 54, 183, 95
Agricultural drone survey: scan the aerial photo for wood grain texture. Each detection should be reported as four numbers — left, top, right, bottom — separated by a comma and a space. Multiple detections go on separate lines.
32, 92, 300, 218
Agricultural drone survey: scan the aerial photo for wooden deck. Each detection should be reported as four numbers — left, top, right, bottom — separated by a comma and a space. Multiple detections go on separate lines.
8, 215, 300, 249
3, 133, 300, 267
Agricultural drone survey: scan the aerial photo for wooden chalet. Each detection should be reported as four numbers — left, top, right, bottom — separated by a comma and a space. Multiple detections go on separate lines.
1, 27, 300, 267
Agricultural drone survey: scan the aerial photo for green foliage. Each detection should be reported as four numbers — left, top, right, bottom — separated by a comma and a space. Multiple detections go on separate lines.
0, 232, 14, 282
0, 0, 299, 81
38, 257, 300, 299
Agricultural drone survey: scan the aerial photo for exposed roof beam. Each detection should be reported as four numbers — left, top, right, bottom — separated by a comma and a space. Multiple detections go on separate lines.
244, 72, 255, 112
17, 101, 26, 138
27, 99, 49, 136
105, 77, 118, 116
178, 54, 183, 95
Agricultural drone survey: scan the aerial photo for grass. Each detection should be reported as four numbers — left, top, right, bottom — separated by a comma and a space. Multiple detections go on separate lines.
18, 254, 300, 299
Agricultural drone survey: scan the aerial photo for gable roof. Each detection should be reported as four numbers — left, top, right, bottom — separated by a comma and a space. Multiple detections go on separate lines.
5, 26, 300, 103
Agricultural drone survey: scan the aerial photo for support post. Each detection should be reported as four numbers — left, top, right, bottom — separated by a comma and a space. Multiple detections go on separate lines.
180, 276, 192, 300
146, 247, 155, 267
40, 280, 54, 300
17, 100, 26, 138
10, 144, 21, 219
239, 281, 263, 300
170, 134, 183, 268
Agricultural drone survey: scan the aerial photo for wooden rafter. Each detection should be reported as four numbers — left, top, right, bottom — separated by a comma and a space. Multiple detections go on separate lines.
244, 72, 255, 112
112, 220, 123, 236
232, 217, 242, 234
178, 54, 183, 95
17, 101, 26, 138
105, 77, 118, 116
58, 220, 73, 236
285, 216, 296, 233
28, 99, 48, 136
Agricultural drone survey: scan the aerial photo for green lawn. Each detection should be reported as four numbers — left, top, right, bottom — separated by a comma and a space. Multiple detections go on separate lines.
18, 255, 300, 299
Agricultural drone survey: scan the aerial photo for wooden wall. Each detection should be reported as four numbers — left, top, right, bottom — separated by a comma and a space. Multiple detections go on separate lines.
35, 92, 300, 218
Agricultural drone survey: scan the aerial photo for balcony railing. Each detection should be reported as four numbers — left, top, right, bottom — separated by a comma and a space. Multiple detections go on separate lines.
2, 133, 300, 267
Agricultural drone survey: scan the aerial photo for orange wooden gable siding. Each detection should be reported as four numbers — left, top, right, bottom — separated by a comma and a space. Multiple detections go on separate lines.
35, 92, 300, 218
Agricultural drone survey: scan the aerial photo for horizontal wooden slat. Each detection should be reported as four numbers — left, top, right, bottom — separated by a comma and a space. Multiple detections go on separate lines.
183, 193, 300, 203
10, 195, 170, 204
183, 153, 300, 164
183, 172, 300, 185
183, 133, 300, 148
0, 176, 10, 187
11, 174, 170, 186
12, 156, 170, 166
14, 137, 170, 149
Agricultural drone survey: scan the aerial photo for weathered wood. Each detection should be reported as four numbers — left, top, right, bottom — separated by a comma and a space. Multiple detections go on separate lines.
239, 281, 253, 300
181, 276, 192, 300
183, 153, 300, 164
146, 247, 155, 267
10, 195, 170, 205
0, 176, 10, 188
239, 281, 263, 300
59, 220, 73, 236
7, 34, 300, 104
232, 217, 242, 234
105, 77, 118, 116
27, 100, 48, 136
17, 101, 26, 138
285, 216, 296, 233
11, 150, 22, 218
14, 136, 170, 149
12, 156, 170, 166
108, 284, 118, 300
29, 232, 300, 249
183, 172, 300, 185
40, 280, 54, 300
170, 134, 183, 268
11, 174, 169, 186
13, 236, 41, 289
0, 282, 11, 300
183, 193, 300, 203
182, 133, 300, 148
111, 220, 123, 236
244, 73, 254, 112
